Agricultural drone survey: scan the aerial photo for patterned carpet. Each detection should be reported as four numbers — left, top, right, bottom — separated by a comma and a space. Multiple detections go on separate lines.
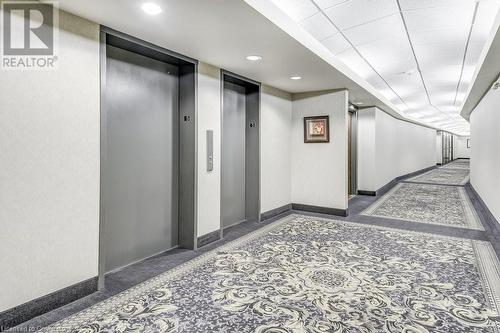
361, 183, 483, 230
39, 215, 500, 333
441, 160, 470, 170
405, 167, 470, 185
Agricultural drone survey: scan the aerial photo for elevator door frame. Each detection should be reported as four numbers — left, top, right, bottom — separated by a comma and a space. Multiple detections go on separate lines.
220, 70, 261, 237
348, 108, 358, 196
99, 27, 198, 290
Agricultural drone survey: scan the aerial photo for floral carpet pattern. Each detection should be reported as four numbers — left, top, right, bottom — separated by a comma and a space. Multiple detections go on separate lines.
39, 215, 500, 332
441, 160, 470, 170
405, 167, 470, 185
361, 183, 483, 230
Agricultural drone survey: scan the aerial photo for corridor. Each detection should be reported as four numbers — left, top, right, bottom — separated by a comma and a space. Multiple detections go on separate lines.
2, 0, 500, 332
14, 160, 500, 332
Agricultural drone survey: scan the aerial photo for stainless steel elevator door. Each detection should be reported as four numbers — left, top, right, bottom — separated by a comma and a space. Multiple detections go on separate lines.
222, 82, 247, 228
103, 45, 179, 272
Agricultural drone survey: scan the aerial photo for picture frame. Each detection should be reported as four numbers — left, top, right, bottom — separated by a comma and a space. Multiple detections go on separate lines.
467, 138, 471, 148
304, 115, 330, 143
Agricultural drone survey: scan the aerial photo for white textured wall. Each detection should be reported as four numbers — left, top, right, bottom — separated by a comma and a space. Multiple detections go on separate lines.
455, 136, 471, 159
375, 109, 436, 190
260, 86, 292, 213
0, 12, 100, 311
291, 90, 349, 209
357, 108, 376, 191
470, 85, 500, 222
196, 63, 222, 237
357, 107, 436, 192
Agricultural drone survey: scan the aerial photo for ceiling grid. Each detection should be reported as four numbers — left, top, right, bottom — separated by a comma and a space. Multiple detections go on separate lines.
271, 0, 500, 135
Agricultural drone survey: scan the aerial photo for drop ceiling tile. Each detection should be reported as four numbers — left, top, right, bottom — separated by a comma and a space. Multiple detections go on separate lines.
356, 37, 415, 75
410, 26, 469, 46
335, 48, 376, 79
413, 42, 464, 73
324, 0, 399, 30
421, 64, 461, 83
300, 12, 338, 40
403, 3, 475, 32
402, 95, 430, 110
270, 0, 318, 21
470, 2, 500, 45
314, 0, 351, 10
322, 33, 351, 54
343, 13, 405, 46
399, 0, 471, 11
384, 72, 425, 98
365, 74, 392, 91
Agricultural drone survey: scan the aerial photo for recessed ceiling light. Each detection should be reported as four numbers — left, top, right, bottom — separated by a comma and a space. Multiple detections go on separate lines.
246, 55, 262, 61
290, 76, 302, 80
141, 2, 162, 15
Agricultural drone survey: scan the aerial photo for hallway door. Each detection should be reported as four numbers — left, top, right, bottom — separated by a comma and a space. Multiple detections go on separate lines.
103, 45, 180, 272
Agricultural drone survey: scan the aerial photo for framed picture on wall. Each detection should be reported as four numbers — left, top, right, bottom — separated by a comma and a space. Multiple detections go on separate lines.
304, 116, 330, 143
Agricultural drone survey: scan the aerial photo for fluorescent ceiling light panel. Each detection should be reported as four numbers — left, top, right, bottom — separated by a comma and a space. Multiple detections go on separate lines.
290, 75, 303, 80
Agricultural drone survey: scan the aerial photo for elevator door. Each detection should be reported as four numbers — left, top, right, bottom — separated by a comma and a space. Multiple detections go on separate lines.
103, 45, 179, 272
222, 82, 247, 228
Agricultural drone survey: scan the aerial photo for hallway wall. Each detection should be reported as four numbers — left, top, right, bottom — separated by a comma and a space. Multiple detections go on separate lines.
470, 82, 500, 222
291, 90, 349, 210
196, 63, 222, 237
358, 107, 436, 192
0, 12, 100, 312
455, 136, 471, 159
261, 86, 293, 213
195, 67, 294, 237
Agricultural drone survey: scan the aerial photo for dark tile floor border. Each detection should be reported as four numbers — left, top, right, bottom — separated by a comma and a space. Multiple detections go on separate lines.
0, 277, 97, 332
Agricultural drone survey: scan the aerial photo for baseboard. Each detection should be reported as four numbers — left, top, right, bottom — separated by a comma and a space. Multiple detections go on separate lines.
260, 204, 292, 221
466, 184, 500, 240
197, 229, 221, 248
357, 165, 436, 197
292, 203, 348, 217
457, 158, 470, 160
396, 165, 436, 181
357, 190, 376, 196
0, 277, 98, 332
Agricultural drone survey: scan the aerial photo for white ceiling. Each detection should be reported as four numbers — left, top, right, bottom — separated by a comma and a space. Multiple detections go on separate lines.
56, 0, 420, 125
267, 0, 500, 135
55, 0, 500, 135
